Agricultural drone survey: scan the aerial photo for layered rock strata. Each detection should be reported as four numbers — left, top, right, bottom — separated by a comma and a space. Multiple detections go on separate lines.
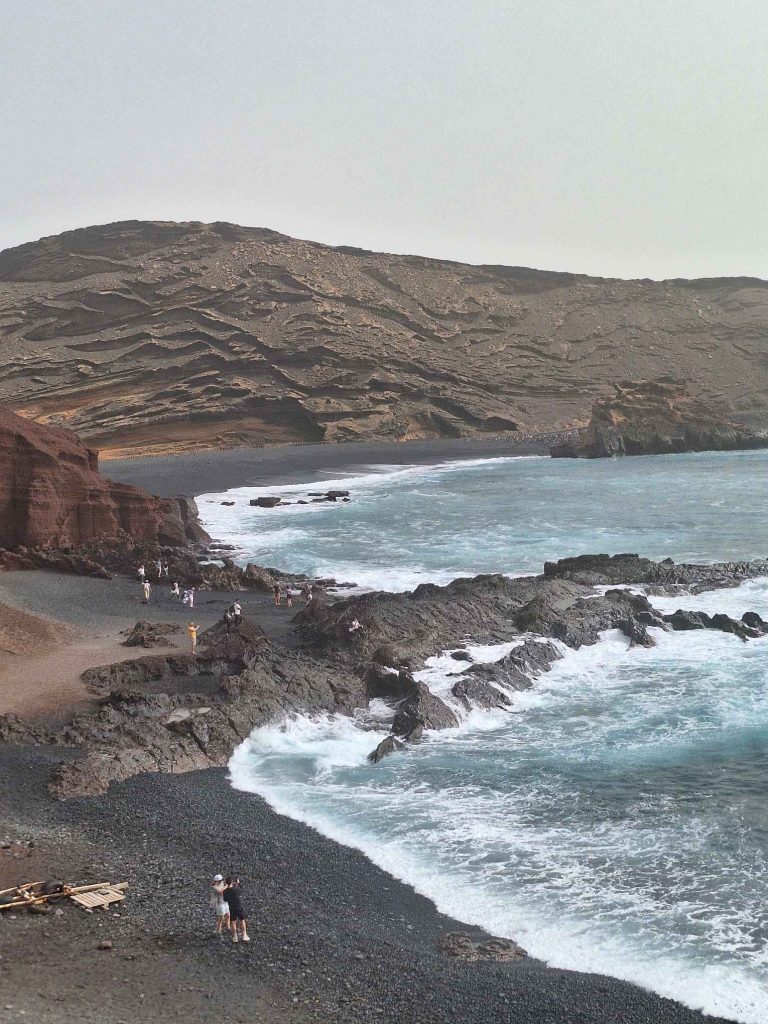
550, 380, 767, 458
0, 406, 209, 558
2, 221, 768, 454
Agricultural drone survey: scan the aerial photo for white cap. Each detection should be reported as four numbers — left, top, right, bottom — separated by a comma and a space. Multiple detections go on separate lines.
213, 873, 223, 881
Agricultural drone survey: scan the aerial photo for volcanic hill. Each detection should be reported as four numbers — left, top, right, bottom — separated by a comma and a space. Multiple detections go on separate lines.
1, 220, 767, 455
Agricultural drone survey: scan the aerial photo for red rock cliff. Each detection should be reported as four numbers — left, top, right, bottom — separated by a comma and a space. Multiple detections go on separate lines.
0, 407, 174, 548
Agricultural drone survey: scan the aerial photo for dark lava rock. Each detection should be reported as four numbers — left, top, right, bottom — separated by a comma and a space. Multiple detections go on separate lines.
449, 650, 473, 662
451, 676, 512, 710
391, 678, 458, 739
122, 619, 180, 648
250, 496, 281, 508
367, 735, 404, 764
618, 616, 655, 648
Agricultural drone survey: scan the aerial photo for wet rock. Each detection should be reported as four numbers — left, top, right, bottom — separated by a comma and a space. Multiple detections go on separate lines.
367, 735, 404, 764
391, 677, 458, 740
249, 496, 281, 508
451, 676, 512, 710
618, 616, 655, 648
438, 932, 527, 961
449, 650, 473, 662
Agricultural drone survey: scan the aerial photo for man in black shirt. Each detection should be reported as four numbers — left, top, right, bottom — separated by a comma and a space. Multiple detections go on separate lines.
223, 876, 250, 943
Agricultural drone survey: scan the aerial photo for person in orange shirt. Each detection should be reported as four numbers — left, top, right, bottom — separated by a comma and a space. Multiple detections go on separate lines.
187, 621, 200, 655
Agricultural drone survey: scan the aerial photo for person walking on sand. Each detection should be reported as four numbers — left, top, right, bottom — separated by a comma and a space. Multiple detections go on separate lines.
188, 587, 195, 609
273, 583, 281, 606
142, 580, 151, 604
210, 873, 229, 936
162, 559, 170, 577
223, 876, 250, 943
188, 621, 200, 655
286, 590, 293, 609
137, 563, 146, 582
155, 558, 163, 578
171, 581, 180, 600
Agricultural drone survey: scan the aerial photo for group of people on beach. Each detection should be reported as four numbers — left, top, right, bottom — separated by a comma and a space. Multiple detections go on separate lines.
137, 565, 195, 607
209, 873, 250, 942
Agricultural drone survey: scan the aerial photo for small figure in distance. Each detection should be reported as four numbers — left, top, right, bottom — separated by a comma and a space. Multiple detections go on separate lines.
210, 873, 229, 937
285, 589, 293, 609
155, 557, 163, 579
348, 618, 362, 633
224, 608, 233, 635
142, 579, 151, 604
162, 559, 170, 577
188, 621, 200, 655
232, 601, 242, 628
273, 583, 281, 606
188, 587, 195, 609
137, 563, 146, 582
223, 875, 250, 944
171, 581, 181, 600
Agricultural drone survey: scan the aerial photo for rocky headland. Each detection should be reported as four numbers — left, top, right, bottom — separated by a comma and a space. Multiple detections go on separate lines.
2, 220, 768, 455
4, 552, 768, 798
551, 379, 768, 458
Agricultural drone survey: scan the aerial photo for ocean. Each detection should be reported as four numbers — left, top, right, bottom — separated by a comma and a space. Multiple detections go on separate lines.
200, 450, 768, 1023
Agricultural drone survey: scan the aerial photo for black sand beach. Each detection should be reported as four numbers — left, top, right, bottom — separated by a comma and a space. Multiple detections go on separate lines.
0, 445, 740, 1024
1, 744, 734, 1024
102, 434, 565, 496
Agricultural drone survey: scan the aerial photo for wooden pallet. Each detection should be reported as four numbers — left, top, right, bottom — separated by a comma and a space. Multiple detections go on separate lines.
70, 884, 127, 911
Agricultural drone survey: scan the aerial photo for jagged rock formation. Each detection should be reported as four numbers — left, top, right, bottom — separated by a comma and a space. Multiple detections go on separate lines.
0, 406, 209, 552
4, 553, 768, 794
550, 380, 767, 458
1, 221, 768, 454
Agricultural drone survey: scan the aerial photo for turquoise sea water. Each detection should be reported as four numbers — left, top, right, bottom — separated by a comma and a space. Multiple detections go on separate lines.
200, 451, 768, 1023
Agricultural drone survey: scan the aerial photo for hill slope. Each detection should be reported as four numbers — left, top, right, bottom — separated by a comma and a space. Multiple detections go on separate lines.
1, 220, 767, 455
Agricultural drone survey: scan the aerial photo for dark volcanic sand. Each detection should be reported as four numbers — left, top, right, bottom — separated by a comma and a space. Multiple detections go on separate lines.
101, 435, 561, 497
0, 745, 735, 1024
0, 567, 740, 1024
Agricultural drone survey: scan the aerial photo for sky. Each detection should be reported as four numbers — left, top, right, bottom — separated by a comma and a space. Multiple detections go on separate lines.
1, 0, 767, 280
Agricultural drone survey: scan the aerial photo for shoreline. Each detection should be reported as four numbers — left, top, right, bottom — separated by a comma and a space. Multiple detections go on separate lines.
0, 563, 744, 1024
0, 744, 736, 1024
101, 435, 559, 496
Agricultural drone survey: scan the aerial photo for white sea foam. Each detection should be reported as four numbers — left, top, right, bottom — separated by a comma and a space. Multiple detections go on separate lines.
230, 625, 768, 1024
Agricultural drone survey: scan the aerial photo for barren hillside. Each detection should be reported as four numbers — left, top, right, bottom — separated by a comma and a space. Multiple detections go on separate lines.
1, 220, 766, 455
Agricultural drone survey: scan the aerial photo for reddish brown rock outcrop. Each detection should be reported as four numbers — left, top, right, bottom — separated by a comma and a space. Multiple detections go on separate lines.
0, 407, 208, 551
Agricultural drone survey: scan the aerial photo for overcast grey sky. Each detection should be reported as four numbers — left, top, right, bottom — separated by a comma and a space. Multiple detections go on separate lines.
1, 0, 766, 278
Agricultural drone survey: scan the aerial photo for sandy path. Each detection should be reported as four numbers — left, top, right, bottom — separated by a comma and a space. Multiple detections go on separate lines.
0, 601, 179, 719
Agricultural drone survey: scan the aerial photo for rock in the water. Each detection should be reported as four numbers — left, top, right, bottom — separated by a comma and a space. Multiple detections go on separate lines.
249, 496, 281, 508
367, 735, 404, 764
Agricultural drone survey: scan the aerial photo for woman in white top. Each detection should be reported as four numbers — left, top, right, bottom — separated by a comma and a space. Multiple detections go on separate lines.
209, 873, 229, 935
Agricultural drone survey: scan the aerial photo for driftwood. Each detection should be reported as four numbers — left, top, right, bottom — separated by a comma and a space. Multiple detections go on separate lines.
0, 880, 127, 911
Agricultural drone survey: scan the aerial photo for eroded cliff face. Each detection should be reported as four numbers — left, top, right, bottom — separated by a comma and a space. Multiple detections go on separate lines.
0, 407, 205, 549
550, 380, 767, 458
1, 221, 767, 455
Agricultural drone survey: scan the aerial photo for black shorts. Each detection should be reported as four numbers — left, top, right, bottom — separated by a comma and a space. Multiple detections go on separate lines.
228, 906, 247, 922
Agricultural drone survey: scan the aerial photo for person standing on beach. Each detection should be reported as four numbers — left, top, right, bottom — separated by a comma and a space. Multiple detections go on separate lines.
224, 608, 233, 635
171, 581, 180, 600
137, 563, 145, 582
188, 587, 195, 609
142, 580, 151, 604
188, 621, 200, 654
223, 876, 250, 943
162, 559, 170, 577
273, 583, 281, 606
286, 590, 293, 609
210, 873, 229, 936
155, 558, 163, 578
232, 601, 242, 627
